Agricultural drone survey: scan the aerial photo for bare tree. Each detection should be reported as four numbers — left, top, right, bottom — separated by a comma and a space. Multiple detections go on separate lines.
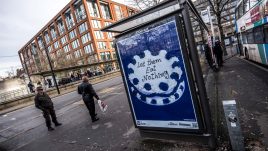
207, 0, 232, 53
127, 0, 163, 10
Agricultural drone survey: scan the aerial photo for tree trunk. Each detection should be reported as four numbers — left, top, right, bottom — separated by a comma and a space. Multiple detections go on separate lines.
217, 15, 227, 55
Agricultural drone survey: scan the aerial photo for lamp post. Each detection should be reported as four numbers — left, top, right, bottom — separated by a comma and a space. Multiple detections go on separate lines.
37, 36, 60, 94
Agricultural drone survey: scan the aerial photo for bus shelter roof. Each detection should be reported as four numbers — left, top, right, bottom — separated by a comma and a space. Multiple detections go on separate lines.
101, 0, 208, 33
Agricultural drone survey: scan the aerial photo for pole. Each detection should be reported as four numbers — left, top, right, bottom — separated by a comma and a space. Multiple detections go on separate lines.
182, 4, 216, 148
207, 6, 215, 46
38, 36, 60, 94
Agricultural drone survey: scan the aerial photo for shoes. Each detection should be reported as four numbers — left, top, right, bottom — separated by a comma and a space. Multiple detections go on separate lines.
48, 127, 55, 131
55, 123, 62, 127
92, 117, 99, 122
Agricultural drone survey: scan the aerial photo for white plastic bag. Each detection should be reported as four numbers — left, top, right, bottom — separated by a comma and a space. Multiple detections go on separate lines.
98, 100, 108, 112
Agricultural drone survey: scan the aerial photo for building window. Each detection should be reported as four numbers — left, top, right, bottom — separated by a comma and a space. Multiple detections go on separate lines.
57, 19, 65, 35
66, 54, 72, 60
264, 24, 268, 43
72, 39, 80, 49
107, 32, 114, 39
56, 49, 62, 56
97, 42, 106, 49
81, 33, 91, 44
84, 44, 94, 54
247, 29, 254, 44
86, 0, 100, 18
38, 38, 44, 49
87, 55, 96, 63
74, 49, 82, 58
105, 52, 111, 60
253, 26, 264, 43
50, 27, 57, 40
104, 22, 111, 26
61, 36, 68, 45
110, 41, 114, 49
75, 3, 86, 23
100, 2, 112, 19
112, 51, 116, 59
114, 5, 123, 20
69, 30, 77, 40
31, 43, 37, 55
128, 9, 135, 16
91, 20, 102, 28
44, 32, 51, 44
94, 31, 104, 39
65, 11, 75, 30
78, 22, 88, 34
48, 46, 53, 53
63, 45, 70, 53
54, 41, 60, 49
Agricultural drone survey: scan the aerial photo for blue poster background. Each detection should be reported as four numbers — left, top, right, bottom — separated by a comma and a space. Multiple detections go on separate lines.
116, 17, 198, 125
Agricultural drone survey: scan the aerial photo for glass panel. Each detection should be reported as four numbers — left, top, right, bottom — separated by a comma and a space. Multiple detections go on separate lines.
75, 3, 86, 22
100, 2, 112, 19
65, 11, 75, 29
114, 5, 123, 20
247, 29, 254, 44
78, 22, 88, 34
254, 26, 264, 43
244, 0, 250, 13
86, 0, 100, 18
264, 24, 268, 43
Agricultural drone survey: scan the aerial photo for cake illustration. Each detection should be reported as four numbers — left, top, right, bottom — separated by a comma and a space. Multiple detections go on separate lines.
127, 50, 185, 106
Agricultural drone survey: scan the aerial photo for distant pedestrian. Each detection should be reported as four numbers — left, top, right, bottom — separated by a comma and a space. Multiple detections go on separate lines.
34, 86, 62, 131
47, 79, 52, 88
204, 44, 213, 68
28, 82, 34, 93
78, 76, 99, 122
213, 41, 223, 67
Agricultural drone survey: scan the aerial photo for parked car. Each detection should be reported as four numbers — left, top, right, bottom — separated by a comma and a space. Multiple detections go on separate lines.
58, 77, 72, 86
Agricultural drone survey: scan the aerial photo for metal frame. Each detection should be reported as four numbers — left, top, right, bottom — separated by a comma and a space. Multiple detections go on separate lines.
102, 0, 215, 148
114, 13, 206, 134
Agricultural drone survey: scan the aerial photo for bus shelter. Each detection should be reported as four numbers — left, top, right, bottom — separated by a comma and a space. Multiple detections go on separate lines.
102, 0, 215, 148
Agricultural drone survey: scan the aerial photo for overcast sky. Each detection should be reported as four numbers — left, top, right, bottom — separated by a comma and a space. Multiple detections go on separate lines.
0, 0, 126, 77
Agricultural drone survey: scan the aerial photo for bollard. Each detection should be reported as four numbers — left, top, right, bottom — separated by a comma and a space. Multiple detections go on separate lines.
222, 100, 244, 151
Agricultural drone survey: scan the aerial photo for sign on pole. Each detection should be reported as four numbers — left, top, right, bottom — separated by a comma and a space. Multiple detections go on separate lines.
116, 17, 202, 131
201, 9, 210, 24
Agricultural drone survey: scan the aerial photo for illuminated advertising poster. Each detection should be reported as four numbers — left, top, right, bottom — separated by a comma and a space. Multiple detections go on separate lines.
116, 17, 199, 130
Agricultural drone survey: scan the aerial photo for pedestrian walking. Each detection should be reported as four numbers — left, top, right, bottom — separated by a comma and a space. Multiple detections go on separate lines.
213, 41, 223, 67
47, 78, 52, 88
34, 86, 62, 131
28, 82, 35, 93
204, 44, 213, 68
77, 76, 99, 122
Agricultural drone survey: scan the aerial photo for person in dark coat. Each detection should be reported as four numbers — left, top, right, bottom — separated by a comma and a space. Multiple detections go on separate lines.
34, 86, 62, 131
204, 44, 213, 68
28, 82, 34, 93
78, 76, 99, 122
213, 41, 223, 66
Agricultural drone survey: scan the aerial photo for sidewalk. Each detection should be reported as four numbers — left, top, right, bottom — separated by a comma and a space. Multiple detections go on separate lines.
206, 56, 268, 150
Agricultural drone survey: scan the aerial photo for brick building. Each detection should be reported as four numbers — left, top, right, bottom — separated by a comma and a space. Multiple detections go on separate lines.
18, 0, 136, 82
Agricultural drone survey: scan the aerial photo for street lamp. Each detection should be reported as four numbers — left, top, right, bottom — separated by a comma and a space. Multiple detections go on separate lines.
37, 36, 60, 94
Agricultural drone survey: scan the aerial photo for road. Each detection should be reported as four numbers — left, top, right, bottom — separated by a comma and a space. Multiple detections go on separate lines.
0, 76, 138, 151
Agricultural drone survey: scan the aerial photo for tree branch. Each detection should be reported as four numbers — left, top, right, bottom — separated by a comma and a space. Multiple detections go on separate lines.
207, 0, 217, 15
220, 0, 231, 13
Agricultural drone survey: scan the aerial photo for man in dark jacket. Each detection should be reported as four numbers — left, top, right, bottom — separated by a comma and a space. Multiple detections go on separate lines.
213, 41, 223, 66
34, 86, 62, 131
78, 76, 99, 122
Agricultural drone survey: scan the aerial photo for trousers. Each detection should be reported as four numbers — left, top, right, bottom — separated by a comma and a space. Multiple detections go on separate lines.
83, 99, 96, 120
42, 107, 58, 128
